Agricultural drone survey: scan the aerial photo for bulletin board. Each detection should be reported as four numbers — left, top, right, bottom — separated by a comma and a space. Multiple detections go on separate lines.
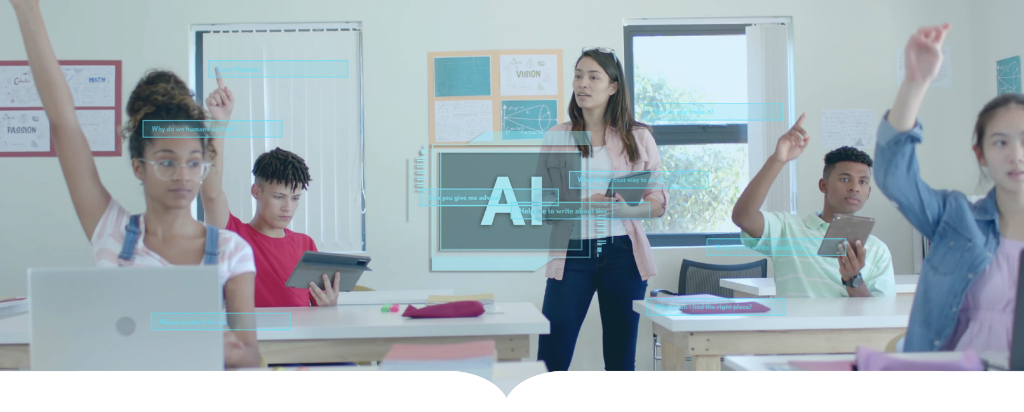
427, 50, 563, 144
0, 60, 122, 157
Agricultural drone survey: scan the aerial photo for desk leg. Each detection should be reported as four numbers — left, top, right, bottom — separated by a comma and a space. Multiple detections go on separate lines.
653, 323, 689, 371
0, 344, 29, 369
732, 291, 762, 299
692, 355, 721, 371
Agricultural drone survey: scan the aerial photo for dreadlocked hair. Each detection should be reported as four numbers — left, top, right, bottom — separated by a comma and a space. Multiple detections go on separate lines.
252, 148, 312, 191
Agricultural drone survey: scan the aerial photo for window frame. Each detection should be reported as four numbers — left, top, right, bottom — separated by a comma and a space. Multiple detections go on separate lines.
624, 23, 753, 247
189, 23, 367, 252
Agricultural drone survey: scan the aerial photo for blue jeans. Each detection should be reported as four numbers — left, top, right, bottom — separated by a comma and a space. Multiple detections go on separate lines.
537, 236, 648, 371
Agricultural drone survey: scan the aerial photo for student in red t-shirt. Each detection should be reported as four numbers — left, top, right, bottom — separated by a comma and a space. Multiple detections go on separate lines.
199, 77, 340, 307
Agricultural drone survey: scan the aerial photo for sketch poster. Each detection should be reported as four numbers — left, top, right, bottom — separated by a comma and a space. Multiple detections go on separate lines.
500, 55, 557, 96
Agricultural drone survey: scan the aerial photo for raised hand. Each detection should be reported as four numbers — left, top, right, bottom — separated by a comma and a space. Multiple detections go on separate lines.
903, 23, 950, 84
9, 0, 39, 9
772, 112, 810, 163
205, 68, 234, 121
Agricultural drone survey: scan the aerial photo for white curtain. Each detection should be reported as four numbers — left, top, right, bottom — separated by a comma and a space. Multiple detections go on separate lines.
746, 23, 795, 214
201, 28, 363, 252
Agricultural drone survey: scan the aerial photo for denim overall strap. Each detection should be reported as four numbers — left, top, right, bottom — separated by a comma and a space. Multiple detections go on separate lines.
117, 214, 143, 265
203, 225, 219, 265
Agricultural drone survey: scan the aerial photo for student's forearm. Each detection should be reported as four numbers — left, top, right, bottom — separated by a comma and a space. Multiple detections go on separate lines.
237, 342, 261, 368
847, 284, 873, 297
888, 80, 929, 132
202, 137, 227, 197
732, 158, 785, 230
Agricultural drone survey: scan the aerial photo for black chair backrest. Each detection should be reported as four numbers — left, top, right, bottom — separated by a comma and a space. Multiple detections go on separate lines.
678, 259, 768, 298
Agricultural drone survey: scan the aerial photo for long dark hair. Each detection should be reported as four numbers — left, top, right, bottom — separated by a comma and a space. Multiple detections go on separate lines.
122, 70, 215, 161
567, 49, 649, 163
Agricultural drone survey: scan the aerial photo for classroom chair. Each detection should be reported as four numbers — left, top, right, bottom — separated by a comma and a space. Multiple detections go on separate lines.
648, 259, 769, 370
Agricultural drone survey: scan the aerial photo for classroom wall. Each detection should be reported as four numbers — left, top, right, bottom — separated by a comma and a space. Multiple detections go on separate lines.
972, 0, 1024, 132
0, 0, 981, 371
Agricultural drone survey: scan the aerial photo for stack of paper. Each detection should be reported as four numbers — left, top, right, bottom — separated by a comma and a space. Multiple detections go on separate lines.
425, 294, 501, 314
0, 297, 28, 317
379, 340, 496, 379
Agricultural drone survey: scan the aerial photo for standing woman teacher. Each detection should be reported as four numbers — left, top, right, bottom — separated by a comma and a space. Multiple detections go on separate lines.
537, 48, 668, 371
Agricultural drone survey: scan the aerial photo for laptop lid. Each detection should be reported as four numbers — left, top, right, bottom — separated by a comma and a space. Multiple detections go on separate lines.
1011, 250, 1024, 371
28, 266, 224, 371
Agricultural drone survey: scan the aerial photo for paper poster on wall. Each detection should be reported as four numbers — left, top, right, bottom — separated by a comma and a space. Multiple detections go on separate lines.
821, 109, 876, 150
897, 46, 951, 88
434, 100, 493, 142
64, 66, 116, 107
427, 50, 562, 145
0, 60, 121, 157
434, 56, 491, 98
0, 110, 50, 152
76, 109, 116, 152
499, 54, 557, 96
997, 56, 1021, 95
0, 65, 116, 107
501, 99, 557, 140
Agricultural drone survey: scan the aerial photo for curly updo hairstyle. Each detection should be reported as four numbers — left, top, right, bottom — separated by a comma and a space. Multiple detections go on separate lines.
121, 70, 216, 161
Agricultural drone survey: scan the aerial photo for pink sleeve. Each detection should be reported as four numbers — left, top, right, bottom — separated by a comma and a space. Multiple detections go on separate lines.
90, 198, 129, 247
639, 128, 668, 217
221, 233, 257, 280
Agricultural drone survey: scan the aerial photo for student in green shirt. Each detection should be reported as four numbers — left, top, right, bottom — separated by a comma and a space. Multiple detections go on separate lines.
731, 113, 896, 298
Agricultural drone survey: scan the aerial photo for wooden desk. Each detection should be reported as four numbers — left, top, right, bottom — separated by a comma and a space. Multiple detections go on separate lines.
0, 302, 549, 369
720, 274, 919, 298
724, 351, 1008, 371
637, 295, 912, 371
249, 361, 548, 396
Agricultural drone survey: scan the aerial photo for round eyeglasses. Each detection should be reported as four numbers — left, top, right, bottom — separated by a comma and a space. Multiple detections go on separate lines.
136, 158, 212, 181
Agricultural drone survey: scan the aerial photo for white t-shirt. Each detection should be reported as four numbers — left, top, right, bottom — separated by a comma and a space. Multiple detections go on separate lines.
90, 198, 257, 287
573, 145, 628, 239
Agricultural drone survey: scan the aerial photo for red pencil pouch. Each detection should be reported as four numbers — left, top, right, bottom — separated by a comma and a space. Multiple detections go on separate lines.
679, 301, 771, 314
402, 300, 485, 319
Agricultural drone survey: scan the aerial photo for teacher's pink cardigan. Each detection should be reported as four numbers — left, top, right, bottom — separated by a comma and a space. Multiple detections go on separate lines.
539, 122, 668, 281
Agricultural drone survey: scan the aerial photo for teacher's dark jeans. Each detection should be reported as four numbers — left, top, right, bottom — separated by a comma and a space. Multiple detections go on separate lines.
537, 236, 648, 371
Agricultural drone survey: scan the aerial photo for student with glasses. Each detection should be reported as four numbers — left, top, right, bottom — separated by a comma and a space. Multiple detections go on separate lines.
536, 47, 668, 371
10, 0, 261, 368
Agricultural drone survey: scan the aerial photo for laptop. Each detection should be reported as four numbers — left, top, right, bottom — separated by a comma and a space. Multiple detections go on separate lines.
29, 266, 224, 371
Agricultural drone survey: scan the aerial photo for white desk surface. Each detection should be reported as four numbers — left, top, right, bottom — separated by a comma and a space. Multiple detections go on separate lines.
720, 274, 919, 296
724, 351, 1009, 371
335, 289, 454, 305
256, 302, 548, 340
895, 275, 919, 293
0, 302, 549, 344
635, 295, 913, 332
248, 361, 547, 396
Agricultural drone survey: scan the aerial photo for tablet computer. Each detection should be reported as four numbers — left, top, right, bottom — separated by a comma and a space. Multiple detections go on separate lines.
604, 170, 652, 206
286, 252, 372, 291
817, 214, 876, 256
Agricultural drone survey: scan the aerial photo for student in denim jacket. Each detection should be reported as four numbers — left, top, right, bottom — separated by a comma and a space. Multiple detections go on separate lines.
875, 23, 1024, 352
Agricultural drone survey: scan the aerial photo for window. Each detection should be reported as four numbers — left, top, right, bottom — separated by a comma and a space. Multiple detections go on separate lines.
191, 23, 365, 252
623, 19, 793, 247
